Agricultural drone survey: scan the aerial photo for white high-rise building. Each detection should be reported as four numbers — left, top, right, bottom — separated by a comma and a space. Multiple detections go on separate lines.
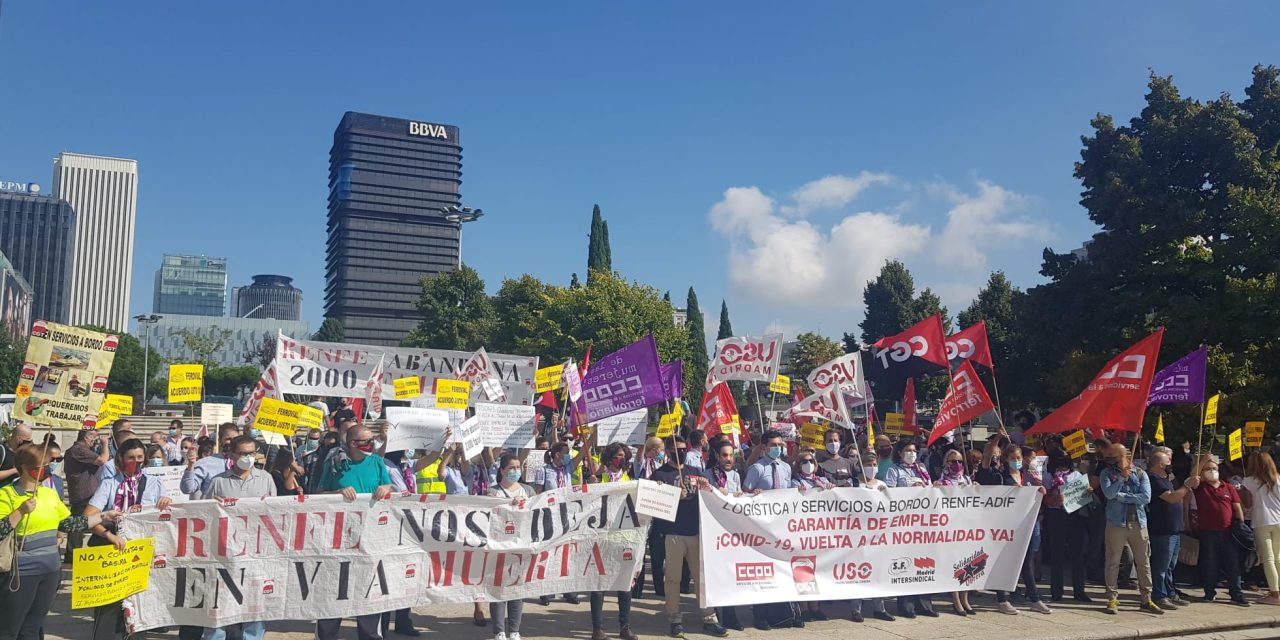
53, 152, 138, 331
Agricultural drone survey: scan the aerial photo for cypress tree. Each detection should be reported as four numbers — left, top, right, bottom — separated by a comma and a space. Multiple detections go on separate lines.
717, 300, 734, 340
686, 287, 708, 408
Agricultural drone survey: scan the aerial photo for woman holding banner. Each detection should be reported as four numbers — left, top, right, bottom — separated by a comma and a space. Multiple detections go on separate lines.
488, 453, 535, 640
936, 448, 976, 616
0, 443, 124, 640
585, 442, 638, 640
534, 441, 582, 606
83, 438, 173, 639
883, 441, 939, 618
977, 442, 1051, 615
850, 451, 894, 623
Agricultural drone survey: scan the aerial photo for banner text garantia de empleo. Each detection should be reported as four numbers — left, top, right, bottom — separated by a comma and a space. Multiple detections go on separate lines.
698, 486, 1041, 606
120, 485, 647, 631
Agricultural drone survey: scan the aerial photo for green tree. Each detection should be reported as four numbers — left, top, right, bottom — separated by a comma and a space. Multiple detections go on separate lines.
171, 328, 233, 369
205, 365, 260, 397
491, 275, 567, 358
717, 300, 734, 340
587, 204, 612, 283
0, 332, 25, 396
312, 318, 345, 343
242, 333, 275, 368
685, 287, 708, 409
787, 332, 844, 385
543, 271, 686, 365
403, 265, 496, 350
78, 325, 162, 405
1019, 68, 1280, 426
853, 260, 918, 348
911, 287, 952, 334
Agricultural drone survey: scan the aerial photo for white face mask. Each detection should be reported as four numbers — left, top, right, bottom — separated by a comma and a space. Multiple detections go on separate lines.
825, 442, 840, 455
235, 454, 256, 471
800, 462, 816, 474
1204, 470, 1220, 482
902, 452, 918, 465
862, 466, 877, 481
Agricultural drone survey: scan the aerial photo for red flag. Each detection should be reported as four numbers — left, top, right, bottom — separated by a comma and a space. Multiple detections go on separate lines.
536, 390, 558, 410
696, 382, 740, 438
946, 321, 994, 370
903, 377, 918, 432
928, 361, 996, 445
1025, 329, 1165, 435
579, 342, 593, 377
866, 314, 949, 398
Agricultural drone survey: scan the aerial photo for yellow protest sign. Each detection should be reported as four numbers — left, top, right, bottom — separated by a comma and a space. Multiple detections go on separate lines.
657, 403, 684, 437
253, 397, 315, 437
1246, 421, 1266, 448
721, 415, 740, 435
1063, 430, 1088, 459
1229, 428, 1243, 461
1154, 414, 1164, 444
535, 364, 565, 393
72, 538, 154, 609
1205, 393, 1221, 425
768, 374, 791, 395
99, 394, 133, 425
14, 321, 119, 429
799, 423, 826, 449
167, 364, 204, 403
297, 404, 324, 431
435, 379, 471, 410
393, 376, 422, 400
883, 412, 911, 436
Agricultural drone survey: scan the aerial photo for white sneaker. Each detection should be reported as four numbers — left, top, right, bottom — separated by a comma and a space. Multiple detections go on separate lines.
996, 601, 1019, 615
1029, 600, 1051, 614
509, 634, 521, 640
494, 634, 506, 640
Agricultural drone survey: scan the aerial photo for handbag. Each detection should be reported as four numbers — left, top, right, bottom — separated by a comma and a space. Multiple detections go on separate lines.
0, 528, 15, 573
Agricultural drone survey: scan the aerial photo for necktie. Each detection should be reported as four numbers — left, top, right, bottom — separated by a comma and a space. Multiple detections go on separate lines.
771, 462, 780, 489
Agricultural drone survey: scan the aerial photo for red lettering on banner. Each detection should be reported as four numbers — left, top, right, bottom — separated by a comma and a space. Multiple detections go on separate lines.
177, 517, 208, 558
217, 516, 249, 558
525, 549, 550, 583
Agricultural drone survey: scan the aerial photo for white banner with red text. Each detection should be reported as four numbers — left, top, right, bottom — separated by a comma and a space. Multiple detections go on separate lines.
119, 484, 648, 631
697, 486, 1041, 606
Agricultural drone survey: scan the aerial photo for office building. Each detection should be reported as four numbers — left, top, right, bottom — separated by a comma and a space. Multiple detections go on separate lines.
325, 111, 470, 345
0, 190, 77, 324
140, 314, 310, 368
0, 251, 34, 342
54, 152, 139, 331
231, 274, 302, 320
153, 254, 227, 316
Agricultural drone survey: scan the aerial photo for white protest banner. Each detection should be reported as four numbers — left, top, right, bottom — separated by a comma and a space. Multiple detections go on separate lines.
1060, 472, 1092, 514
121, 486, 648, 631
475, 403, 537, 449
806, 352, 867, 400
635, 480, 681, 522
200, 403, 233, 427
698, 486, 1041, 605
453, 415, 486, 460
384, 407, 450, 453
707, 334, 783, 388
523, 451, 548, 484
143, 466, 189, 503
563, 363, 583, 402
381, 347, 539, 406
275, 334, 386, 398
592, 408, 648, 445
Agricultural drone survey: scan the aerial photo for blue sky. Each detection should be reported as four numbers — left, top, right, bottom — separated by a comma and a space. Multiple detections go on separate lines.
2, 2, 1277, 343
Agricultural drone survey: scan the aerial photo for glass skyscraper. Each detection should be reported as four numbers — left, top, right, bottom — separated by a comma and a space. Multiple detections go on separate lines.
0, 192, 77, 324
153, 254, 227, 316
324, 111, 465, 346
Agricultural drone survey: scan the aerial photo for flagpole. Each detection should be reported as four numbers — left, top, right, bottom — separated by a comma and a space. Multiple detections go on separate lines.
988, 366, 1007, 431
752, 381, 766, 436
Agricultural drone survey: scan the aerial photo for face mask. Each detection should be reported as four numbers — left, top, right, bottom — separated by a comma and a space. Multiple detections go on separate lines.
656, 452, 667, 464
404, 449, 416, 459
767, 446, 783, 460
249, 429, 262, 439
947, 461, 964, 475
236, 454, 256, 471
902, 452, 917, 465
355, 443, 375, 454
168, 429, 177, 437
148, 458, 165, 468
1204, 470, 1220, 482
46, 461, 61, 475
609, 456, 625, 470
122, 460, 141, 476
800, 462, 815, 474
825, 442, 840, 455
309, 436, 320, 442
505, 470, 521, 483
862, 466, 877, 481
26, 467, 46, 481
562, 453, 573, 466
1010, 460, 1023, 471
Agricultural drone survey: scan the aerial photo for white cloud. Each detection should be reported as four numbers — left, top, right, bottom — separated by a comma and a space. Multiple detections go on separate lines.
708, 174, 1050, 316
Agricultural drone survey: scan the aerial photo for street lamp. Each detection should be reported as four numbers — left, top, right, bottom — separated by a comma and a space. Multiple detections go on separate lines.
440, 205, 484, 268
134, 314, 162, 415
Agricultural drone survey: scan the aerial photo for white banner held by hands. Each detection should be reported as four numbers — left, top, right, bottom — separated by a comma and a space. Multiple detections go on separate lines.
384, 407, 451, 453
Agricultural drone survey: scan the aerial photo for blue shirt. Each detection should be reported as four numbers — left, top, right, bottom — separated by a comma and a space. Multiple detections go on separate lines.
181, 454, 231, 498
321, 453, 392, 494
744, 458, 791, 492
1100, 467, 1151, 528
884, 463, 929, 488
89, 471, 165, 512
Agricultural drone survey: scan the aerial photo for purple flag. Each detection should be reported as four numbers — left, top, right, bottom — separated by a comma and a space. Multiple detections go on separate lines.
1146, 346, 1207, 405
573, 335, 666, 423
660, 360, 684, 401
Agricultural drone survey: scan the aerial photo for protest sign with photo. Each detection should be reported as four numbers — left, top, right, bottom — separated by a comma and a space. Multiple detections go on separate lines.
275, 334, 386, 398
475, 402, 537, 449
14, 321, 118, 429
381, 346, 538, 406
121, 486, 648, 630
384, 406, 451, 452
698, 485, 1042, 605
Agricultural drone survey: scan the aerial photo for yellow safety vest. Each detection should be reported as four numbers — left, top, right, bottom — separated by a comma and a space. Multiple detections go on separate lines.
415, 459, 446, 494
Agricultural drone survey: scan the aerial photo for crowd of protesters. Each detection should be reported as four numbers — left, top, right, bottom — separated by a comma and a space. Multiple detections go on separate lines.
0, 402, 1277, 640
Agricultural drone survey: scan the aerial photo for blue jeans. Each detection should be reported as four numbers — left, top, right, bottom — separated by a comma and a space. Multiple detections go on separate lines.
1149, 533, 1180, 600
203, 622, 266, 640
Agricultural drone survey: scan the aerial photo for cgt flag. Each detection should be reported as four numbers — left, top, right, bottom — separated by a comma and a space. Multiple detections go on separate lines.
865, 314, 949, 399
927, 361, 995, 445
946, 321, 994, 370
1026, 329, 1165, 435
696, 382, 741, 438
